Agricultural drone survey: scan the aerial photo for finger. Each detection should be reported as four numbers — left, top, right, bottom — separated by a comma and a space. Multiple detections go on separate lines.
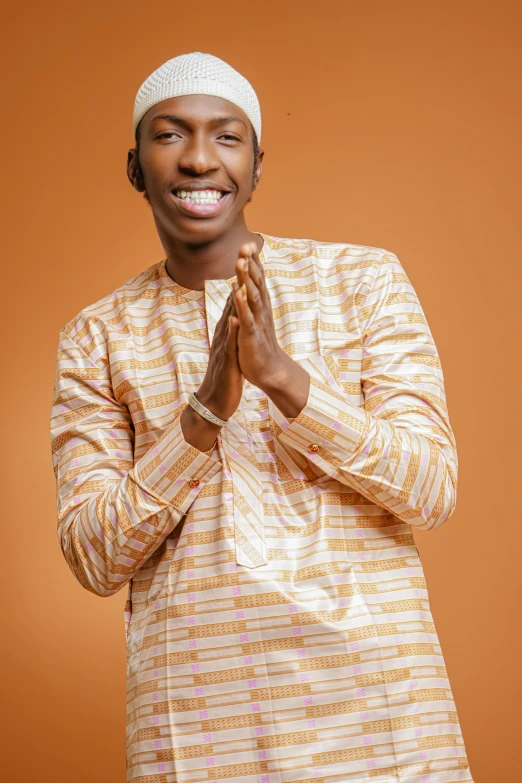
235, 255, 248, 288
226, 314, 240, 351
246, 255, 264, 292
228, 313, 240, 333
233, 280, 255, 328
222, 310, 240, 368
215, 293, 234, 334
237, 241, 260, 279
242, 241, 267, 295
242, 241, 263, 275
246, 259, 271, 317
211, 294, 237, 349
250, 241, 262, 267
230, 291, 238, 317
244, 263, 262, 310
238, 241, 257, 260
236, 255, 261, 312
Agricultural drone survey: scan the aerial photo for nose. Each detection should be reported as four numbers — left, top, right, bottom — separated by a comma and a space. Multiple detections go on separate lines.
177, 131, 220, 175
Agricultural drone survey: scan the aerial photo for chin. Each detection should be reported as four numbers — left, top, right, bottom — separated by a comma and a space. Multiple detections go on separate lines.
173, 220, 230, 247
171, 204, 245, 242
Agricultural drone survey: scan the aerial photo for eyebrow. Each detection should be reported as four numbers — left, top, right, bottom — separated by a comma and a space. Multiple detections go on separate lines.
150, 113, 248, 130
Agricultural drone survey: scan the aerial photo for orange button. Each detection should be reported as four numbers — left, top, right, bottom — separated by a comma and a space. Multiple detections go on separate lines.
308, 444, 320, 453
189, 479, 200, 488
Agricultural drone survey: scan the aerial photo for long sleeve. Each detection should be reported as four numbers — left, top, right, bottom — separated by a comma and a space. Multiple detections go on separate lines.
50, 328, 221, 598
277, 250, 458, 531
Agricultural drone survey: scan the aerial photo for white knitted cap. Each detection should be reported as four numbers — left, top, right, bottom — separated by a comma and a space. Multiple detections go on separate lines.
133, 52, 261, 142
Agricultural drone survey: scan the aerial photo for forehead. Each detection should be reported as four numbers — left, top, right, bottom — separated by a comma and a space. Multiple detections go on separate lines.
140, 94, 253, 134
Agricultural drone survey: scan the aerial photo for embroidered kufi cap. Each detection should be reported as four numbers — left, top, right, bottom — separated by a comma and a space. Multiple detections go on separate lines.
133, 52, 261, 142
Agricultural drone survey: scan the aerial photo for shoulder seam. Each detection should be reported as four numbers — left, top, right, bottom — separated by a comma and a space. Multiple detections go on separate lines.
60, 324, 107, 371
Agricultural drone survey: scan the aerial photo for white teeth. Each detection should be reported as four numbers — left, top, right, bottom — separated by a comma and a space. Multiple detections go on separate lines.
175, 189, 224, 204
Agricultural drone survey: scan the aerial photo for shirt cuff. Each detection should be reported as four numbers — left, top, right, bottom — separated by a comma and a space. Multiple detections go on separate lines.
277, 375, 370, 476
133, 407, 221, 513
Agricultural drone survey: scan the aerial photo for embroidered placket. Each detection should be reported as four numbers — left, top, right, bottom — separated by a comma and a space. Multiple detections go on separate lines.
204, 279, 267, 568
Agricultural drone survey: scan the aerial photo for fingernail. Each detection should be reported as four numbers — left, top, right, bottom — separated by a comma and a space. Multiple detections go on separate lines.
242, 258, 249, 272
240, 283, 247, 298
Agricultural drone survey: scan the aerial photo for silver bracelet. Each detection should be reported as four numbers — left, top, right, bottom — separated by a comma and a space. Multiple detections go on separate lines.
188, 392, 229, 427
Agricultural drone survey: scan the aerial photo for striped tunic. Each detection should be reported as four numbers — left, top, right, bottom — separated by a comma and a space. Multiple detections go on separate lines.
50, 233, 474, 783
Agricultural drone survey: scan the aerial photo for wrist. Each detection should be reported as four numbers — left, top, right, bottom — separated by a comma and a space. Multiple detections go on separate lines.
259, 352, 310, 420
180, 405, 221, 453
189, 391, 229, 426
257, 350, 295, 395
197, 385, 236, 422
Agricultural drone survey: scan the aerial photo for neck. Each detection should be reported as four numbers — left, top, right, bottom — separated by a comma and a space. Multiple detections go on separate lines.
157, 215, 263, 291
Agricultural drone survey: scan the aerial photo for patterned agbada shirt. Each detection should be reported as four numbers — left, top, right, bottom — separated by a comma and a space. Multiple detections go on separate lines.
50, 233, 474, 783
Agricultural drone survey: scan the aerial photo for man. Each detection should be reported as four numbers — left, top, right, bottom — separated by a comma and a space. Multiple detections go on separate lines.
50, 52, 474, 782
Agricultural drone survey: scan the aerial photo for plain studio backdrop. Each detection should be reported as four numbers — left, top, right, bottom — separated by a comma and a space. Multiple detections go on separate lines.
1, 1, 520, 780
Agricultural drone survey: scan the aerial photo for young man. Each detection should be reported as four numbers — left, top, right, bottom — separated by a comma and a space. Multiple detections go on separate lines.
50, 53, 474, 783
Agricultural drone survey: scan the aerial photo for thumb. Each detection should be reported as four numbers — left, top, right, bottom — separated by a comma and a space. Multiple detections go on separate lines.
227, 313, 240, 336
227, 314, 240, 352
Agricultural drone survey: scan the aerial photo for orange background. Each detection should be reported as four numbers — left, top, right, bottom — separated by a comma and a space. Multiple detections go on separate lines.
2, 1, 520, 780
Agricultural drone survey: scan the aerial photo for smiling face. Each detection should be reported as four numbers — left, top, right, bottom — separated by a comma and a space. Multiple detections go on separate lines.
127, 94, 263, 247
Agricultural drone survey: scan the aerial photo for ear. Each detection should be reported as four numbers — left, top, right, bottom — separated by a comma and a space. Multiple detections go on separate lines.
126, 148, 145, 191
252, 147, 264, 192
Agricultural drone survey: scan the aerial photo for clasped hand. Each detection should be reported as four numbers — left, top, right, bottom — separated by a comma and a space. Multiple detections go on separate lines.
196, 241, 310, 427
230, 241, 287, 390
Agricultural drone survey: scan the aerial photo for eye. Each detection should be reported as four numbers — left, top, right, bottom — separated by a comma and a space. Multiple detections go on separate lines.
156, 132, 181, 140
218, 133, 241, 141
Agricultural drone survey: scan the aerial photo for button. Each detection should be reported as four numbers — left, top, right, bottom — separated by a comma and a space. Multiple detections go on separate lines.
189, 479, 200, 488
308, 444, 320, 453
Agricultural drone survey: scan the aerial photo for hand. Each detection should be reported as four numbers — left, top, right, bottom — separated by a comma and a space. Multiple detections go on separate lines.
230, 241, 286, 390
231, 241, 310, 418
196, 288, 244, 422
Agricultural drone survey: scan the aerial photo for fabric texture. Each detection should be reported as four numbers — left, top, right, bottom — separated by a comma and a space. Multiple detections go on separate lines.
133, 52, 262, 141
50, 233, 473, 782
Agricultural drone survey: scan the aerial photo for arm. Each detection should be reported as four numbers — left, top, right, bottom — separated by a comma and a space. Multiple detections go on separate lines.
276, 250, 459, 532
50, 329, 221, 598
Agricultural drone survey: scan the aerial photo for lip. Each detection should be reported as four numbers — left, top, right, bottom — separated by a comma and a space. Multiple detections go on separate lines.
170, 190, 232, 218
